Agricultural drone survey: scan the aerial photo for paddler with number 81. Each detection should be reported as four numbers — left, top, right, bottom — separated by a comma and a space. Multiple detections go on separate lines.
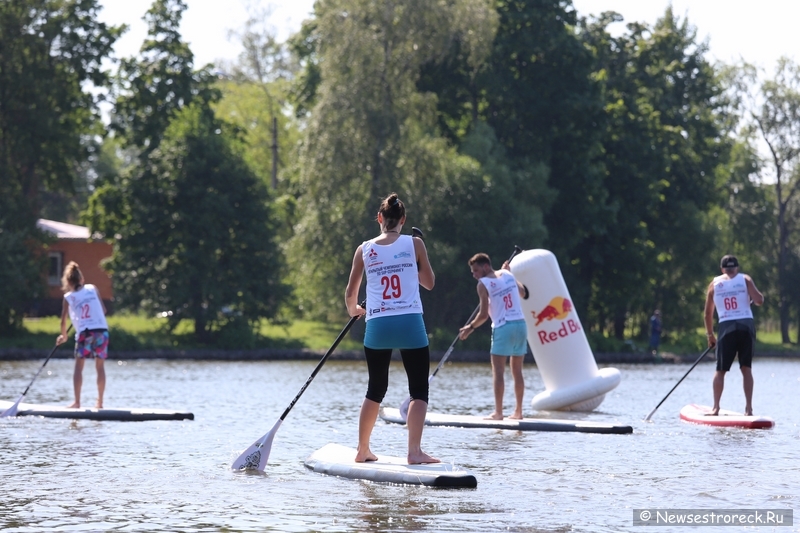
458, 253, 529, 421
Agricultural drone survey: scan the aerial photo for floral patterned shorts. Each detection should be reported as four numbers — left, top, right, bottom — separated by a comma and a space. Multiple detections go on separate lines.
74, 329, 109, 360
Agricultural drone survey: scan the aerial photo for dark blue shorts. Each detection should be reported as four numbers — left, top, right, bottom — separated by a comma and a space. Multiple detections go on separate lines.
716, 330, 754, 371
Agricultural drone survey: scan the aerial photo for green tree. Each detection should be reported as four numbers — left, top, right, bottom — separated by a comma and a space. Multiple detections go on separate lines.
424, 122, 552, 331
713, 140, 777, 320
286, 0, 500, 322
418, 0, 606, 317
748, 58, 800, 343
578, 9, 731, 337
484, 0, 607, 290
111, 0, 218, 155
86, 0, 290, 341
0, 0, 121, 333
220, 6, 297, 191
214, 9, 303, 243
95, 104, 290, 341
0, 200, 47, 334
214, 79, 301, 242
287, 18, 321, 119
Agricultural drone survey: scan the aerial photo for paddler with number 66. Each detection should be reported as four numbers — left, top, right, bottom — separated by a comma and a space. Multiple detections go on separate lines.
704, 255, 764, 416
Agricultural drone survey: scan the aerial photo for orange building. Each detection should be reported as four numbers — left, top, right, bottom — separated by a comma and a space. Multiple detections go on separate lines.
34, 219, 114, 316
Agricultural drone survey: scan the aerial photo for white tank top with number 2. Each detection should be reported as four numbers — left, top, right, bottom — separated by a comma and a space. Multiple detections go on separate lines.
363, 235, 423, 321
712, 273, 753, 322
65, 284, 108, 338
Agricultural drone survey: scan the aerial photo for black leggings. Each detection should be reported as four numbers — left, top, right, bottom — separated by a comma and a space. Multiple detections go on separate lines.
364, 346, 430, 404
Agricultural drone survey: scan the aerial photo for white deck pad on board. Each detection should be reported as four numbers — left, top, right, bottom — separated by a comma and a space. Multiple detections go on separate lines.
680, 404, 774, 429
380, 407, 632, 434
304, 443, 477, 488
0, 400, 194, 421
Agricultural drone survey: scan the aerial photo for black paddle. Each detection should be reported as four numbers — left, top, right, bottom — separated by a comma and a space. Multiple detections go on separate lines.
1, 325, 72, 418
398, 245, 525, 420
644, 345, 714, 421
232, 301, 365, 471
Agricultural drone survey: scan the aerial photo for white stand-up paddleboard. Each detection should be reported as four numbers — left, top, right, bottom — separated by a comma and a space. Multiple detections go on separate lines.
680, 404, 774, 429
380, 407, 632, 434
0, 400, 194, 421
304, 443, 477, 488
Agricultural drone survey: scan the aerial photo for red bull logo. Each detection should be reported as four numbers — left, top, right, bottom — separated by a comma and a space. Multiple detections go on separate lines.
531, 296, 581, 344
532, 297, 572, 325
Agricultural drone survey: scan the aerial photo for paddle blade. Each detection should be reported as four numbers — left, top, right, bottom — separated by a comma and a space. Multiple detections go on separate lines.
231, 419, 282, 471
399, 396, 411, 422
0, 395, 23, 418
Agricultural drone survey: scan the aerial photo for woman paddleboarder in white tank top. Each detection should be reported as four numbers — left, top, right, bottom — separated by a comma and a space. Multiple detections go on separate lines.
56, 261, 110, 409
344, 193, 439, 464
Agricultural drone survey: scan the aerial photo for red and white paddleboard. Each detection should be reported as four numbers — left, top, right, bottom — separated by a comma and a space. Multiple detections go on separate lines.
680, 404, 774, 429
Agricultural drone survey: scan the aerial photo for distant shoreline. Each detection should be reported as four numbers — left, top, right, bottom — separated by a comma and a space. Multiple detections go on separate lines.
1, 349, 797, 363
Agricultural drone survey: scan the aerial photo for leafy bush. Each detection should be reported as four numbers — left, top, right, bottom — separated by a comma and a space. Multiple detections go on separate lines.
214, 318, 258, 350
108, 329, 143, 351
586, 332, 643, 353
662, 333, 707, 355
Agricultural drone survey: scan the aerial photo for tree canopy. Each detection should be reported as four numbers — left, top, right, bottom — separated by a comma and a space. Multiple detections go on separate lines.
4, 0, 799, 346
0, 0, 121, 333
85, 0, 289, 341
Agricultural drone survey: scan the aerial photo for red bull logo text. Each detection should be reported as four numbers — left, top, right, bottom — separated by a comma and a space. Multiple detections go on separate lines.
531, 296, 581, 344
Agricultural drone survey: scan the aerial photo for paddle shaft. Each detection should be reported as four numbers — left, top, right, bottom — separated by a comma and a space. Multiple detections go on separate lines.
277, 302, 365, 422
644, 345, 713, 421
400, 245, 524, 419
429, 305, 480, 381
21, 325, 72, 397
1, 326, 72, 418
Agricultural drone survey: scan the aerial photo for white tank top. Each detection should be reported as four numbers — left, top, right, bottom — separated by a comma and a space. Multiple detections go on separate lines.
712, 273, 753, 322
362, 235, 423, 321
480, 270, 524, 328
65, 284, 108, 337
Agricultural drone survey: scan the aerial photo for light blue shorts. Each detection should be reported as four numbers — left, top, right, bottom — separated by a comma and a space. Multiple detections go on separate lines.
490, 319, 527, 356
364, 313, 428, 350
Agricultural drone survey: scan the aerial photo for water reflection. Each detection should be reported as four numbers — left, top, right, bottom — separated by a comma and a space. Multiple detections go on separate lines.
1, 358, 798, 532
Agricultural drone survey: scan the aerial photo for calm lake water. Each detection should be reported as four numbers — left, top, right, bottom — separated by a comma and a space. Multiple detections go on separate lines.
1, 355, 798, 532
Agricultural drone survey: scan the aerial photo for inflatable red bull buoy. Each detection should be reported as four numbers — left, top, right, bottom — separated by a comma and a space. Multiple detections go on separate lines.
510, 249, 621, 411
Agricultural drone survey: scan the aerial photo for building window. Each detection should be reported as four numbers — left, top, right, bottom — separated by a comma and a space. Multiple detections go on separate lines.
48, 252, 63, 286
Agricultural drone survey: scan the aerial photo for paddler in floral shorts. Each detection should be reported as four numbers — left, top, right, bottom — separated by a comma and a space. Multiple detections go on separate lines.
56, 261, 110, 409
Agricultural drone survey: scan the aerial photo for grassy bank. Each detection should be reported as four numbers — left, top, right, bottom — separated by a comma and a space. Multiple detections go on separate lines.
0, 314, 364, 352
1, 314, 796, 354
